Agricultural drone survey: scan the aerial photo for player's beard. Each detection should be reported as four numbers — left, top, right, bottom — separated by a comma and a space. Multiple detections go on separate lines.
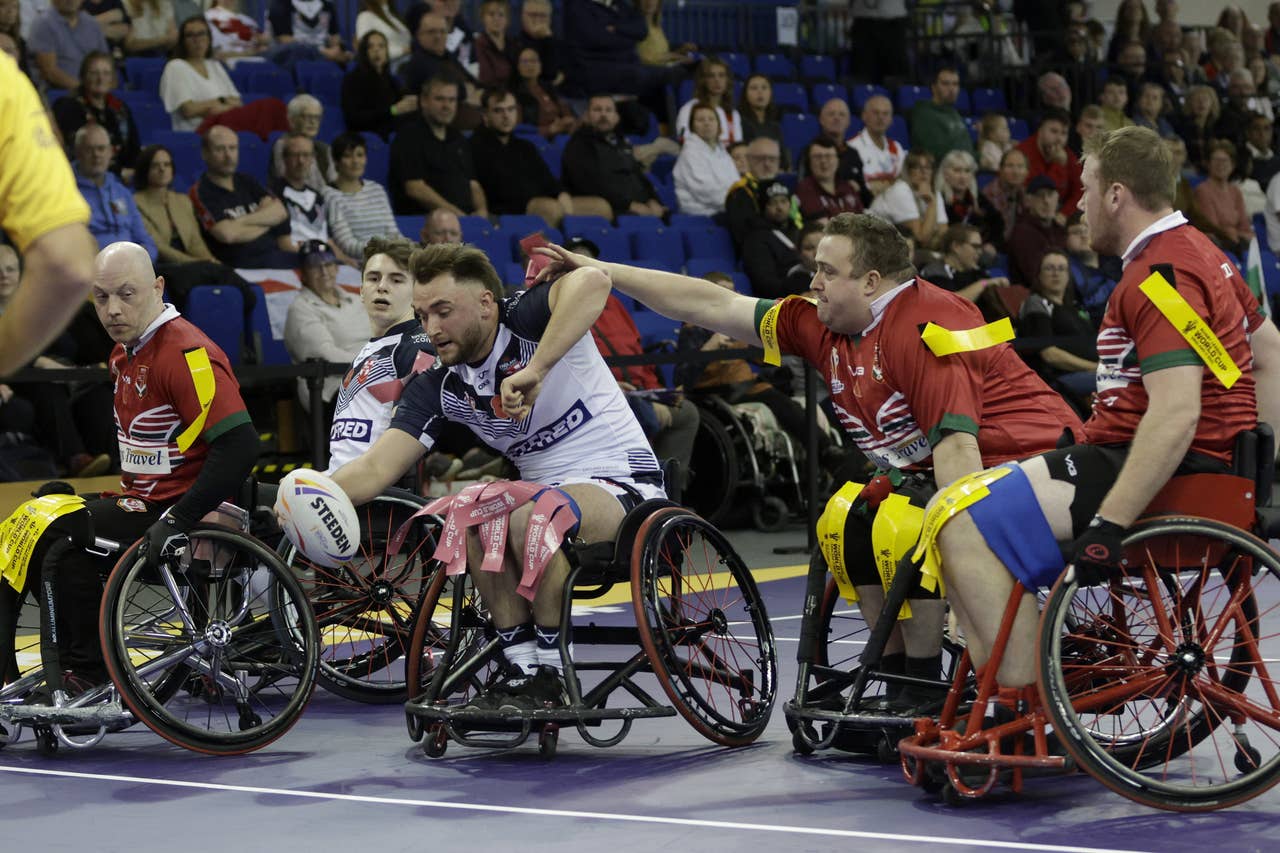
441, 318, 490, 366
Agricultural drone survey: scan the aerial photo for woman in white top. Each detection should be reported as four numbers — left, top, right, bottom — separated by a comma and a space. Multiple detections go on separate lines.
869, 149, 946, 249
673, 103, 740, 216
355, 0, 410, 63
122, 0, 176, 56
323, 132, 399, 259
673, 56, 742, 146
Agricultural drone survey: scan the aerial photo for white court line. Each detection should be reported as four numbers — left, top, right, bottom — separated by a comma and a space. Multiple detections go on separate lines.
0, 765, 1150, 853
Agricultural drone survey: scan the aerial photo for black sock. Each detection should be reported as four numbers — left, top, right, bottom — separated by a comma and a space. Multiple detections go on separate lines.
879, 652, 906, 699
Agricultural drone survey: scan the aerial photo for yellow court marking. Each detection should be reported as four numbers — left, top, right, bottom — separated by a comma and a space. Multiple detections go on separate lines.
582, 563, 807, 607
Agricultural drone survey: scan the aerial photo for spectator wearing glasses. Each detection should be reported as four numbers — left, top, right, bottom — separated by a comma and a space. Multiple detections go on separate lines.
52, 51, 140, 177
920, 224, 1009, 319
795, 137, 862, 225
1017, 248, 1098, 404
269, 94, 337, 189
725, 136, 791, 252
869, 149, 945, 250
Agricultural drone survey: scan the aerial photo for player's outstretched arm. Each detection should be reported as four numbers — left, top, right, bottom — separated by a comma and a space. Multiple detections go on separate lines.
0, 224, 97, 376
331, 429, 426, 507
533, 244, 761, 346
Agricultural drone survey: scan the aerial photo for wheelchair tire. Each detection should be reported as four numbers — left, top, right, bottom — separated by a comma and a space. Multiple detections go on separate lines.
403, 570, 496, 705
279, 490, 442, 704
1038, 517, 1280, 811
683, 408, 740, 526
631, 507, 776, 745
100, 528, 320, 755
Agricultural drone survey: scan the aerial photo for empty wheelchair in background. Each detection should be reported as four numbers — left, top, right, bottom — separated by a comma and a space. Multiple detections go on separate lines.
401, 499, 777, 758
0, 500, 319, 755
277, 486, 444, 703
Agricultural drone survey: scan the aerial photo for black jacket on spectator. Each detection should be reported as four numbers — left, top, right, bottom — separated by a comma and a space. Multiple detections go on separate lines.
341, 63, 407, 140
516, 30, 567, 85
399, 49, 474, 101
725, 175, 768, 253
561, 0, 667, 99
1008, 215, 1068, 287
388, 115, 476, 213
53, 92, 140, 171
469, 127, 561, 216
561, 127, 656, 213
742, 225, 803, 300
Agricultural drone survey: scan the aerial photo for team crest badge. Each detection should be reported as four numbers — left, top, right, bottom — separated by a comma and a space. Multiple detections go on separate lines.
828, 348, 845, 394
136, 366, 149, 398
117, 497, 147, 513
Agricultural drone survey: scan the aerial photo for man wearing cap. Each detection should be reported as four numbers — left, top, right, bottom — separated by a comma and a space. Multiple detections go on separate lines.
743, 179, 806, 300
725, 137, 798, 253
283, 239, 368, 421
1017, 107, 1083, 216
1008, 175, 1069, 287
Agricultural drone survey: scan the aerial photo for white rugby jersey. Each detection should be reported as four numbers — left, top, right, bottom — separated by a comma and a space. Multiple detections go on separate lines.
390, 283, 661, 485
849, 129, 905, 186
327, 318, 436, 473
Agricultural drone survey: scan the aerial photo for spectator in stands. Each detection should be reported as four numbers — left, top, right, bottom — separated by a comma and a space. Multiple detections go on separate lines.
1160, 47, 1196, 110
849, 95, 903, 197
82, 0, 129, 54
512, 45, 575, 138
976, 113, 1012, 173
1017, 248, 1097, 405
738, 73, 784, 162
1007, 174, 1067, 287
434, 0, 476, 76
561, 94, 665, 220
399, 12, 477, 112
1131, 81, 1176, 138
53, 51, 139, 177
1148, 16, 1183, 63
1107, 0, 1150, 65
1098, 77, 1134, 132
1017, 107, 1082, 216
724, 136, 783, 251
159, 15, 288, 137
1036, 71, 1073, 115
636, 0, 695, 69
919, 223, 1009, 316
1196, 139, 1253, 257
355, 0, 409, 65
1168, 135, 1218, 235
1218, 6, 1251, 45
1064, 213, 1117, 322
270, 133, 356, 266
729, 140, 749, 176
28, 0, 106, 89
1177, 84, 1222, 172
804, 98, 867, 194
515, 0, 564, 87
190, 124, 294, 268
1056, 30, 1098, 112
562, 0, 670, 121
343, 30, 416, 140
322, 132, 398, 261
474, 0, 514, 87
1205, 30, 1243, 94
848, 0, 908, 83
742, 180, 804, 300
869, 148, 944, 249
419, 208, 461, 244
981, 147, 1027, 252
388, 75, 489, 217
673, 102, 738, 218
795, 137, 862, 225
674, 56, 741, 145
205, 0, 272, 66
784, 223, 821, 294
472, 87, 607, 227
268, 0, 350, 64
121, 0, 173, 56
74, 125, 157, 260
1068, 104, 1104, 158
934, 149, 991, 234
269, 95, 336, 189
1268, 3, 1280, 56
0, 0, 26, 73
1115, 42, 1152, 97
283, 239, 368, 420
909, 66, 973, 162
1247, 112, 1280, 188
1218, 69, 1271, 149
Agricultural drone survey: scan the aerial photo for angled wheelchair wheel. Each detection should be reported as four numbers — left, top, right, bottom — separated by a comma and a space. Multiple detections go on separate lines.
280, 490, 442, 703
100, 528, 319, 755
683, 407, 740, 527
0, 581, 43, 710
631, 507, 777, 745
403, 569, 496, 705
1039, 517, 1280, 811
814, 576, 868, 672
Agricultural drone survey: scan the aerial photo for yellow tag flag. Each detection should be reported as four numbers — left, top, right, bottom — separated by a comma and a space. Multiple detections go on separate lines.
911, 466, 1014, 594
1138, 271, 1241, 389
920, 317, 1015, 356
757, 295, 816, 366
0, 495, 86, 591
173, 347, 216, 452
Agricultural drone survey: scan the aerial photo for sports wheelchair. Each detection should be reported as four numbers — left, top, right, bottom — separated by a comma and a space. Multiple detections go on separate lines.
401, 498, 777, 758
277, 486, 443, 703
0, 499, 319, 755
897, 428, 1280, 811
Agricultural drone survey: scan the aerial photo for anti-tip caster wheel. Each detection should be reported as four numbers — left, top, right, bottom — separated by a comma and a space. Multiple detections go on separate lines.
538, 724, 559, 760
423, 724, 448, 758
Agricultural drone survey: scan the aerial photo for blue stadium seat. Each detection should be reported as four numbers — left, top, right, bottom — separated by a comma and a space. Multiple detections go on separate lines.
850, 83, 891, 112
631, 229, 685, 271
459, 215, 493, 240
114, 89, 158, 111
648, 153, 677, 183
719, 52, 752, 80
498, 213, 551, 236
970, 86, 1008, 115
651, 174, 677, 212
685, 257, 735, 279
1254, 212, 1269, 251
561, 214, 612, 236
754, 53, 796, 80
682, 227, 734, 262
232, 64, 295, 101
630, 309, 681, 353
124, 56, 166, 91
503, 261, 527, 287
772, 82, 808, 112
504, 226, 562, 263
677, 79, 695, 106
954, 89, 971, 115
295, 61, 343, 102
1260, 249, 1280, 296
625, 111, 660, 146
977, 172, 995, 191
799, 54, 836, 81
810, 83, 848, 112
361, 135, 389, 184
469, 232, 510, 266
887, 115, 909, 146
236, 132, 269, 181
147, 131, 204, 182
582, 229, 632, 261
185, 286, 245, 365
1009, 118, 1030, 141
541, 136, 566, 179
731, 272, 752, 294
395, 215, 425, 239
247, 284, 290, 366
895, 84, 930, 112
616, 215, 665, 233
132, 103, 172, 143
775, 171, 797, 193
781, 112, 818, 162
669, 213, 716, 231
848, 116, 864, 137
318, 104, 344, 140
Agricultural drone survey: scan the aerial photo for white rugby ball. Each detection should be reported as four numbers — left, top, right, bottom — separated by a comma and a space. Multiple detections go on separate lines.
275, 469, 360, 569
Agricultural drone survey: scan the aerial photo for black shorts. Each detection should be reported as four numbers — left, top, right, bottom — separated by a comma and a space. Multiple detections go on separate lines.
841, 473, 937, 594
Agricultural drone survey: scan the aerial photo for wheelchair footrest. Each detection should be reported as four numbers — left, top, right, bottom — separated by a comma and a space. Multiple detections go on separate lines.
784, 699, 924, 731
404, 702, 677, 726
0, 700, 130, 729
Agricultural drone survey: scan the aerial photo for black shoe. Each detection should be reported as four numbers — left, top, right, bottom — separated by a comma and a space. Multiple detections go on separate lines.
496, 665, 568, 711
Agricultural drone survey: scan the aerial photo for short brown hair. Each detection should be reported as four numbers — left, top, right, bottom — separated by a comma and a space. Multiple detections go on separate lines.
1084, 125, 1175, 212
363, 235, 416, 272
824, 213, 915, 280
940, 223, 980, 255
409, 242, 505, 301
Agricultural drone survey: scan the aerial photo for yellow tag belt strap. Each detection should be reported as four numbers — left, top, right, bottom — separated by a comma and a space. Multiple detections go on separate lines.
910, 466, 1014, 595
174, 346, 216, 453
816, 484, 926, 617
0, 495, 86, 592
920, 317, 1015, 357
758, 295, 816, 366
817, 481, 865, 604
1138, 270, 1241, 389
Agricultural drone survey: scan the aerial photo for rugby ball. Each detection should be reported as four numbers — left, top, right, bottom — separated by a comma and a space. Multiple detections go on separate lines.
275, 469, 360, 569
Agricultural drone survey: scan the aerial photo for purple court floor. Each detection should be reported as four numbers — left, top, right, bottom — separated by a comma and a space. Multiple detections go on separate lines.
2, 526, 1278, 853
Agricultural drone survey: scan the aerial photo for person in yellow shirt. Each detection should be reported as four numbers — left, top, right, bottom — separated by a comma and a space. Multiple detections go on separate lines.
0, 53, 98, 376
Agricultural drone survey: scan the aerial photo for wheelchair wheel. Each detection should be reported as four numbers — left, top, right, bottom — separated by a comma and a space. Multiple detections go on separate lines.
403, 570, 495, 705
632, 507, 776, 745
100, 528, 320, 755
814, 576, 868, 672
280, 490, 441, 704
683, 407, 740, 526
1038, 517, 1280, 811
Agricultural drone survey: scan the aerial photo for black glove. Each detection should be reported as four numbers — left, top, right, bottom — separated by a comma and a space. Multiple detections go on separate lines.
141, 515, 188, 566
1069, 515, 1127, 586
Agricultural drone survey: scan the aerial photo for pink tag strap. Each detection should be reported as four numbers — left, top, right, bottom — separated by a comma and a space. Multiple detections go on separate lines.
516, 489, 579, 601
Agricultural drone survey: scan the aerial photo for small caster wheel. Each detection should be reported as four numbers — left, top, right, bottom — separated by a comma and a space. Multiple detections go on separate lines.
1235, 745, 1262, 773
918, 763, 945, 794
36, 728, 58, 757
538, 725, 559, 760
875, 735, 898, 764
0, 720, 16, 749
406, 713, 425, 743
423, 724, 448, 758
791, 724, 817, 755
238, 712, 262, 731
751, 497, 789, 532
940, 782, 965, 806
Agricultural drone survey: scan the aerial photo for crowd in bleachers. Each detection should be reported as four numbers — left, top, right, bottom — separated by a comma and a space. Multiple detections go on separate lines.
5, 0, 1280, 477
